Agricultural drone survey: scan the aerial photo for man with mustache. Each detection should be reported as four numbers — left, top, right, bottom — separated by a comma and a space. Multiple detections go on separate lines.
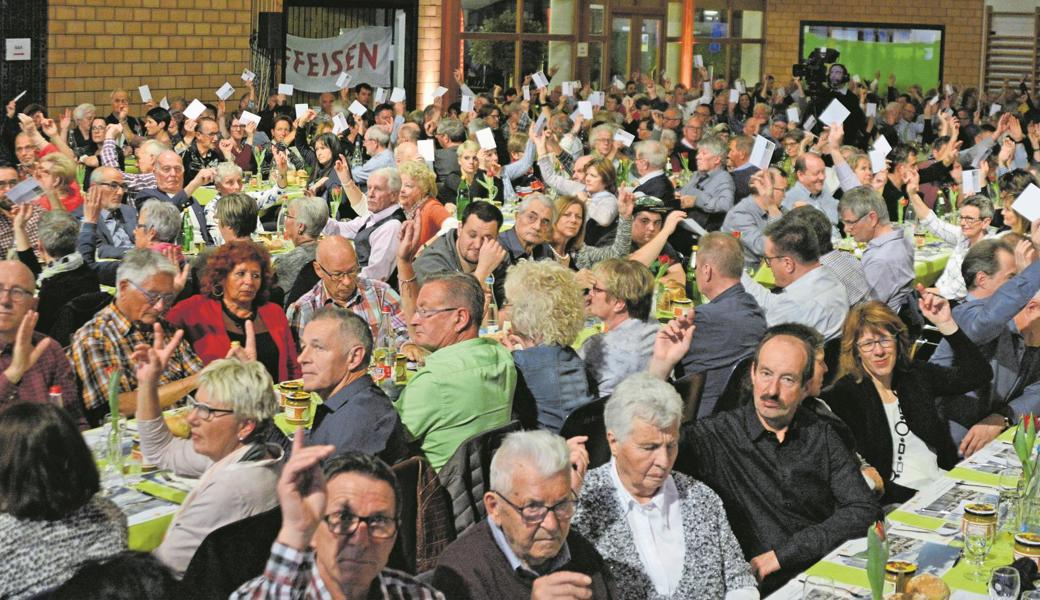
652, 319, 882, 594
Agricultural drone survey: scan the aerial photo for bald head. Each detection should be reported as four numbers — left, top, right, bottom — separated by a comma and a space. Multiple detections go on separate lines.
317, 235, 357, 266
0, 261, 36, 337
314, 236, 360, 304
155, 150, 185, 193
0, 260, 35, 292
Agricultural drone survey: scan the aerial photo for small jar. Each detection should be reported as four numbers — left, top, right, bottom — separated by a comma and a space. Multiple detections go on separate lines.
885, 560, 917, 593
278, 380, 304, 407
962, 503, 998, 538
1013, 532, 1040, 569
283, 391, 311, 426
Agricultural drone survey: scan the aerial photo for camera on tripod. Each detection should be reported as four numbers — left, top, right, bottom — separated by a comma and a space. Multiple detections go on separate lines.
792, 47, 840, 96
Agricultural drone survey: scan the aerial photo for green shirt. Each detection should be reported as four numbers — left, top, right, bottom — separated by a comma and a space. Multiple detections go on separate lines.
395, 337, 516, 470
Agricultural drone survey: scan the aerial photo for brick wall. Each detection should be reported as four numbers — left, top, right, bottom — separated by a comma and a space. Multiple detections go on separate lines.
47, 0, 253, 114
416, 0, 443, 107
763, 0, 984, 89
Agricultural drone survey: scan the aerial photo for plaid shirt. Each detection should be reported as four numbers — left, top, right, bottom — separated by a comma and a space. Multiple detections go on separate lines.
102, 139, 156, 194
0, 331, 84, 427
231, 542, 444, 600
0, 205, 40, 260
67, 303, 204, 413
286, 278, 409, 347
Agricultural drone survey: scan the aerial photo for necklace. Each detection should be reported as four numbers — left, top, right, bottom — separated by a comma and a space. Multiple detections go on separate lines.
221, 300, 254, 324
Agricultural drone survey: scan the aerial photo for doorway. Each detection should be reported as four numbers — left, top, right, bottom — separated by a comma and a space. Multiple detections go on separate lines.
610, 14, 664, 80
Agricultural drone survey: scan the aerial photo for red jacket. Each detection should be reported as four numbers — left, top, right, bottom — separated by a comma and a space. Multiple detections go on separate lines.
166, 295, 301, 382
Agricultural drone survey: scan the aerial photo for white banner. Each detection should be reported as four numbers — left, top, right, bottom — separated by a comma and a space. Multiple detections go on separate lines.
285, 27, 392, 93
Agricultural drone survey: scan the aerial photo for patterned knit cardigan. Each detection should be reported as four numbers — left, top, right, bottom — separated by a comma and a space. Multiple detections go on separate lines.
571, 464, 758, 600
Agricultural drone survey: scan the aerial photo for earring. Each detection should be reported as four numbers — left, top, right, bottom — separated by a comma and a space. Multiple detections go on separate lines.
212, 284, 224, 298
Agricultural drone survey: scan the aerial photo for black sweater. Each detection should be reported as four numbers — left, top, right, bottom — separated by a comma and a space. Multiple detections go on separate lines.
822, 328, 992, 503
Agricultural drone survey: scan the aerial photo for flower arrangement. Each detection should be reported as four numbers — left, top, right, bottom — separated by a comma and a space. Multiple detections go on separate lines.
866, 521, 889, 600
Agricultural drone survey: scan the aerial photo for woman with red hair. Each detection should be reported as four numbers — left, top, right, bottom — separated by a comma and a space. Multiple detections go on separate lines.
166, 241, 300, 382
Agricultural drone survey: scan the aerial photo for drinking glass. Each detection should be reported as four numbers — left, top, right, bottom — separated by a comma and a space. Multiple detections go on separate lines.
996, 467, 1022, 534
962, 527, 995, 581
987, 566, 1020, 600
1020, 591, 1040, 600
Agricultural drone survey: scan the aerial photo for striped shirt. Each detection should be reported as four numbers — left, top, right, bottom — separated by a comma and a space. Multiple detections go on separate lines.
101, 139, 157, 194
67, 303, 203, 413
231, 542, 444, 600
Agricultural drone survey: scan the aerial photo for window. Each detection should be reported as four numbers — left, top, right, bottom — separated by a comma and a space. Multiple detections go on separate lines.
459, 0, 577, 91
689, 1, 764, 85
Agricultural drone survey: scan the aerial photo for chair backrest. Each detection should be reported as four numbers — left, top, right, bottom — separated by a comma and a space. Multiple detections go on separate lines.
559, 397, 610, 469
672, 371, 706, 425
711, 355, 754, 415
50, 291, 114, 347
822, 336, 843, 388
389, 456, 455, 574
436, 420, 522, 538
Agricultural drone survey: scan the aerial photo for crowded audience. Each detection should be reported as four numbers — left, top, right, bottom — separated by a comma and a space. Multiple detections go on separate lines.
3, 57, 1040, 598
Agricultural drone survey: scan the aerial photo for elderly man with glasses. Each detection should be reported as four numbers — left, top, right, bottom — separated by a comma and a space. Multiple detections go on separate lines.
0, 260, 81, 425
433, 430, 615, 599
287, 235, 420, 361
79, 166, 136, 258
69, 248, 203, 425
134, 150, 215, 245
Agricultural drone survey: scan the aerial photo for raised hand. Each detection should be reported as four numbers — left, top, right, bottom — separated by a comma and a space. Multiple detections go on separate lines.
105, 123, 122, 140
83, 185, 103, 224
663, 210, 688, 234
131, 323, 185, 385
618, 189, 635, 218
915, 283, 954, 331
1013, 237, 1037, 272
218, 138, 235, 158
3, 311, 51, 384
40, 118, 59, 139
475, 238, 507, 275
275, 430, 337, 551
904, 168, 920, 198
396, 219, 422, 264
225, 320, 257, 362
649, 311, 696, 378
60, 108, 72, 133
566, 436, 589, 491
750, 170, 774, 200
333, 153, 351, 182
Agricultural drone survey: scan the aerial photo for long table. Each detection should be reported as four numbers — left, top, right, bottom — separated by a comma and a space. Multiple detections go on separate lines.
767, 428, 1032, 599
83, 419, 199, 552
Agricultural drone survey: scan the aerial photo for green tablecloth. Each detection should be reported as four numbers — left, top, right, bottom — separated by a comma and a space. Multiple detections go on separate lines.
752, 246, 951, 289
776, 428, 1030, 598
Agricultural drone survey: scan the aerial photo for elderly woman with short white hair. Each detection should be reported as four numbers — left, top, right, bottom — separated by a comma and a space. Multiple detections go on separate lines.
572, 372, 758, 599
133, 338, 284, 578
503, 259, 596, 432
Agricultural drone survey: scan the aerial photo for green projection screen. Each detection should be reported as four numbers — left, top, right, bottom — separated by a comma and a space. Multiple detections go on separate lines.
799, 22, 945, 91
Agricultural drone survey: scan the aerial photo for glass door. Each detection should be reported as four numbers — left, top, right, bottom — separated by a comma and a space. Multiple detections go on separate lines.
610, 14, 665, 82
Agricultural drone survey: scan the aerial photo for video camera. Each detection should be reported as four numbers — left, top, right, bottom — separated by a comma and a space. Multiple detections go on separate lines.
792, 47, 840, 97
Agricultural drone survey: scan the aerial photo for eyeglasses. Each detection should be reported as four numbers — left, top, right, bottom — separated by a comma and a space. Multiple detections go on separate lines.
840, 213, 868, 227
958, 215, 983, 224
127, 280, 176, 307
187, 397, 235, 421
414, 306, 460, 319
857, 336, 896, 352
0, 286, 33, 303
94, 181, 128, 192
492, 490, 577, 525
0, 178, 18, 189
322, 509, 398, 539
317, 262, 359, 281
762, 255, 787, 266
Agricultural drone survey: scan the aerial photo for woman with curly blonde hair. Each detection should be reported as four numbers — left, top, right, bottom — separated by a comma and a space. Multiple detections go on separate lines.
398, 159, 450, 246
503, 259, 595, 432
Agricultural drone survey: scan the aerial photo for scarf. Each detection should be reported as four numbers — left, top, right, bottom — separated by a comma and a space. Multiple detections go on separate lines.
39, 252, 85, 284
